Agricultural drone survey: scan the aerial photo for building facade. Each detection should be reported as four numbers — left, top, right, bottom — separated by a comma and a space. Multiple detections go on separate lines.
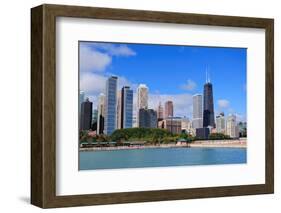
91, 109, 98, 131
137, 84, 149, 126
226, 114, 239, 138
132, 115, 137, 128
181, 117, 193, 135
104, 76, 118, 135
79, 90, 85, 114
163, 117, 182, 134
216, 112, 226, 134
139, 108, 157, 128
80, 98, 93, 130
79, 91, 85, 106
157, 102, 164, 120
97, 93, 105, 134
196, 127, 210, 139
120, 86, 133, 129
117, 91, 122, 129
203, 81, 215, 128
164, 100, 174, 118
238, 121, 247, 137
192, 94, 203, 129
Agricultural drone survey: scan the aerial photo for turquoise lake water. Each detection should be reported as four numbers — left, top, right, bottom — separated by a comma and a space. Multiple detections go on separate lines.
79, 147, 247, 170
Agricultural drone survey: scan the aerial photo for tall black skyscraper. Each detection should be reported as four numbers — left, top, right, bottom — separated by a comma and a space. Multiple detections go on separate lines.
203, 72, 215, 127
80, 98, 93, 130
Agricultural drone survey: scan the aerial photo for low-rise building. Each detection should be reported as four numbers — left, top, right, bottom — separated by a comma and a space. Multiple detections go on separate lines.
162, 117, 182, 134
196, 127, 210, 139
139, 108, 157, 128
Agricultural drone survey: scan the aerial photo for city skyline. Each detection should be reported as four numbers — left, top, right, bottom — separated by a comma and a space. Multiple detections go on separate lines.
79, 41, 246, 122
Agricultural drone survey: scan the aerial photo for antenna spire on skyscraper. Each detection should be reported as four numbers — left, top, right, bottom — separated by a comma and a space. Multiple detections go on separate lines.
205, 65, 211, 83
208, 65, 211, 83
205, 68, 208, 83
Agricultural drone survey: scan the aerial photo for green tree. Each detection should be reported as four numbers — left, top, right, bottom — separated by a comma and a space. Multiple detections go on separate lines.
208, 133, 230, 140
110, 128, 173, 142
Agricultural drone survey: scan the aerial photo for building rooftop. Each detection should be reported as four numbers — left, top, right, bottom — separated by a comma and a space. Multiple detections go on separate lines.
138, 84, 148, 88
192, 93, 202, 97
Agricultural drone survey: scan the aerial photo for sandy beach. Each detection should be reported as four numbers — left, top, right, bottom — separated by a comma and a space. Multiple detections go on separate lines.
79, 138, 247, 151
189, 139, 246, 148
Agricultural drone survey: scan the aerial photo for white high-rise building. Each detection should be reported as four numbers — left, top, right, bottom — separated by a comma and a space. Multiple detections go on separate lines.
226, 114, 239, 138
181, 117, 193, 135
137, 84, 148, 109
136, 84, 148, 126
216, 112, 226, 133
192, 94, 203, 129
97, 93, 105, 134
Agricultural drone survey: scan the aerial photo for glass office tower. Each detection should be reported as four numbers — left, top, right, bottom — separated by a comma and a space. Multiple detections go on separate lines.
104, 76, 118, 135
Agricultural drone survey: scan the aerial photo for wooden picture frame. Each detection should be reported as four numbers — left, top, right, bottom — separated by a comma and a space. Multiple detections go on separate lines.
31, 4, 274, 208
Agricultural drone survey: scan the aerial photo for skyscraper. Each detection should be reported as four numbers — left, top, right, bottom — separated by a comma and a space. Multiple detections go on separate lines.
157, 102, 164, 120
238, 121, 247, 137
120, 86, 133, 129
216, 112, 226, 133
192, 94, 203, 129
226, 114, 239, 138
117, 91, 122, 129
137, 84, 148, 126
80, 98, 93, 130
132, 115, 137, 128
139, 108, 157, 128
137, 84, 148, 109
79, 91, 85, 108
91, 109, 98, 131
104, 76, 118, 135
97, 93, 105, 134
164, 100, 174, 118
203, 73, 215, 128
79, 90, 85, 114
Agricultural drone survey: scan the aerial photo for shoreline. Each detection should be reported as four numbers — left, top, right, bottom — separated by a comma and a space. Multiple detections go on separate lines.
79, 139, 247, 151
189, 140, 246, 148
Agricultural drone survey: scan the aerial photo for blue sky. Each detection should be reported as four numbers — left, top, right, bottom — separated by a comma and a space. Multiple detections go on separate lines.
79, 41, 246, 121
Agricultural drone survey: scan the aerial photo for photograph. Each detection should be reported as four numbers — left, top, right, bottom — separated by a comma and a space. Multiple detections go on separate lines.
29, 3, 274, 208
78, 41, 247, 170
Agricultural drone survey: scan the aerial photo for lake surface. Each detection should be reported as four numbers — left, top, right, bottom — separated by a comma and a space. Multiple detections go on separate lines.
79, 147, 247, 170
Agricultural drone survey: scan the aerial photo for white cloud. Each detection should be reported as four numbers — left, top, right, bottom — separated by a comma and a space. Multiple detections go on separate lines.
79, 42, 137, 107
109, 45, 136, 56
80, 46, 111, 73
80, 72, 107, 95
89, 43, 136, 56
217, 99, 230, 108
180, 79, 197, 91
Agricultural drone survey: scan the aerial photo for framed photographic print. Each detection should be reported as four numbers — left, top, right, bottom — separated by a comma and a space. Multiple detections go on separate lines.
31, 4, 274, 208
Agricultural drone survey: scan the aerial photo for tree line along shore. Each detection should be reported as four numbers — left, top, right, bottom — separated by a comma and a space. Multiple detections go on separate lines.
79, 127, 246, 149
